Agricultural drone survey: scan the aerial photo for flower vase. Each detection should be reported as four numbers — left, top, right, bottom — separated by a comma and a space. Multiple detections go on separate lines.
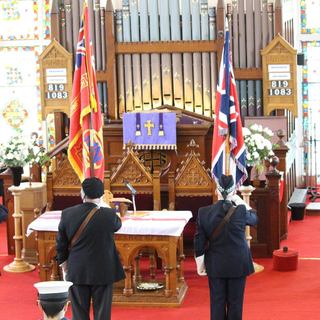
10, 166, 24, 187
252, 169, 261, 188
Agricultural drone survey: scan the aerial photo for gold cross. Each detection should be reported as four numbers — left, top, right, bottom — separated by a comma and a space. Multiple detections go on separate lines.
144, 120, 154, 136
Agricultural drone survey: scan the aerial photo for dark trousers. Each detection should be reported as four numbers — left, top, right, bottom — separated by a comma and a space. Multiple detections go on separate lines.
70, 284, 113, 320
208, 276, 246, 320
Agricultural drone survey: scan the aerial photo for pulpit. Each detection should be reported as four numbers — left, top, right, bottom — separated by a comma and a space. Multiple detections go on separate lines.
20, 182, 47, 264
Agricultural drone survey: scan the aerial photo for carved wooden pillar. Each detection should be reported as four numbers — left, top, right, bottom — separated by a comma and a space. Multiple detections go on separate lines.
240, 185, 264, 273
239, 185, 255, 247
133, 255, 142, 282
123, 264, 133, 297
273, 129, 289, 240
153, 169, 161, 210
46, 170, 54, 211
168, 171, 175, 210
105, 170, 111, 191
177, 236, 185, 282
265, 157, 282, 255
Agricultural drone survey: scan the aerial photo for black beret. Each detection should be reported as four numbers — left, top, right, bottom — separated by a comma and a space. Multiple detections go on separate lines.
82, 177, 104, 199
218, 174, 235, 194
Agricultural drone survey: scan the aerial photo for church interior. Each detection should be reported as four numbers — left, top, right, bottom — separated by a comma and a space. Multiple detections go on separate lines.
0, 0, 320, 319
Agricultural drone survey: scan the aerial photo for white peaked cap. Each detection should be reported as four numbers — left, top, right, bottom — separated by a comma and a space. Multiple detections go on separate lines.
34, 281, 73, 300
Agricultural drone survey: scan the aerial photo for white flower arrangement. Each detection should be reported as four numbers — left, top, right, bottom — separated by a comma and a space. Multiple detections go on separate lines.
0, 129, 30, 167
0, 130, 50, 168
243, 124, 275, 173
27, 132, 51, 167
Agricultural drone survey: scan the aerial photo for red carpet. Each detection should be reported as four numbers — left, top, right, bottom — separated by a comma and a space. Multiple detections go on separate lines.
281, 214, 320, 257
1, 213, 320, 319
0, 222, 7, 254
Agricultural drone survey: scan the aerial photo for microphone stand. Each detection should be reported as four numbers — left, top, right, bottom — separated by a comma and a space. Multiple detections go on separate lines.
132, 192, 137, 215
124, 181, 137, 214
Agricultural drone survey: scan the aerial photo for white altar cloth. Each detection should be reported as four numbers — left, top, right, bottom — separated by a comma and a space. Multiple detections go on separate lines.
27, 210, 192, 237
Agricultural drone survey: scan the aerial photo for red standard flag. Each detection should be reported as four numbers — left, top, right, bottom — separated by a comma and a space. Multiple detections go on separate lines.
68, 4, 104, 182
211, 27, 247, 188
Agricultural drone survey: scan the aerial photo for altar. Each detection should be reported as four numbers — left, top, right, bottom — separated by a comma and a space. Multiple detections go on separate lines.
27, 210, 192, 307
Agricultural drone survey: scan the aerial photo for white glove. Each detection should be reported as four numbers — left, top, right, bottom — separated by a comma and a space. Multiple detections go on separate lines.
60, 261, 68, 281
230, 194, 251, 210
99, 199, 111, 208
195, 255, 207, 276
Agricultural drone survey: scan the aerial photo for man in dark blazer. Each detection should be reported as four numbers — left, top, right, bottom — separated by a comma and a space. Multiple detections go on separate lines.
56, 177, 125, 320
194, 174, 258, 320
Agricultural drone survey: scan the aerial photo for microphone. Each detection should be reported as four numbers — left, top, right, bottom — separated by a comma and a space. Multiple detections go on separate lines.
124, 180, 137, 195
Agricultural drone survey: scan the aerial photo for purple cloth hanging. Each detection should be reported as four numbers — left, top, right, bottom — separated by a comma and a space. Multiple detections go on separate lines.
123, 112, 176, 150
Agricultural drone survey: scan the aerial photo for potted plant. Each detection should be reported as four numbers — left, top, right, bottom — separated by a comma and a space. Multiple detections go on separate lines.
243, 124, 275, 184
0, 130, 51, 186
0, 129, 30, 186
26, 132, 51, 182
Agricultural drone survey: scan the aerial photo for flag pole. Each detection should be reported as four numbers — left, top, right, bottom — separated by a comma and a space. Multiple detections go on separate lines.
225, 133, 230, 175
224, 17, 230, 177
84, 0, 95, 178
89, 113, 94, 177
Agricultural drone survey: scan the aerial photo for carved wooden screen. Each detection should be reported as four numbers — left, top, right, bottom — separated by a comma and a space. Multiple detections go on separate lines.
168, 139, 216, 210
46, 154, 81, 210
105, 145, 161, 211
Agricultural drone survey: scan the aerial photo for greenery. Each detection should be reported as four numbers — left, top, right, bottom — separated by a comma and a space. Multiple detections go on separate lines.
243, 124, 275, 173
0, 130, 50, 168
27, 132, 51, 167
0, 129, 30, 167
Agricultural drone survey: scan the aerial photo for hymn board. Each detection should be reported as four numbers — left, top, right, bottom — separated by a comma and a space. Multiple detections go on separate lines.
261, 34, 298, 117
39, 39, 73, 120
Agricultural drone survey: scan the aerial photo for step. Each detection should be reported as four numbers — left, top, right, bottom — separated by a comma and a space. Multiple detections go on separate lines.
288, 188, 308, 208
306, 202, 320, 216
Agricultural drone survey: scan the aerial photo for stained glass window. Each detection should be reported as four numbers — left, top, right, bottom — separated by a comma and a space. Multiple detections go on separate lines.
301, 41, 320, 180
0, 0, 51, 147
301, 0, 320, 34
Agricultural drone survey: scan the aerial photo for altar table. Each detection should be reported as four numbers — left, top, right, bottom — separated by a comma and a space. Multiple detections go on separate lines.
27, 210, 192, 307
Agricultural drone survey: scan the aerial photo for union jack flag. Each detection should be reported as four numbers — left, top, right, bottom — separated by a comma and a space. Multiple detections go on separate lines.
68, 3, 104, 182
211, 28, 247, 188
